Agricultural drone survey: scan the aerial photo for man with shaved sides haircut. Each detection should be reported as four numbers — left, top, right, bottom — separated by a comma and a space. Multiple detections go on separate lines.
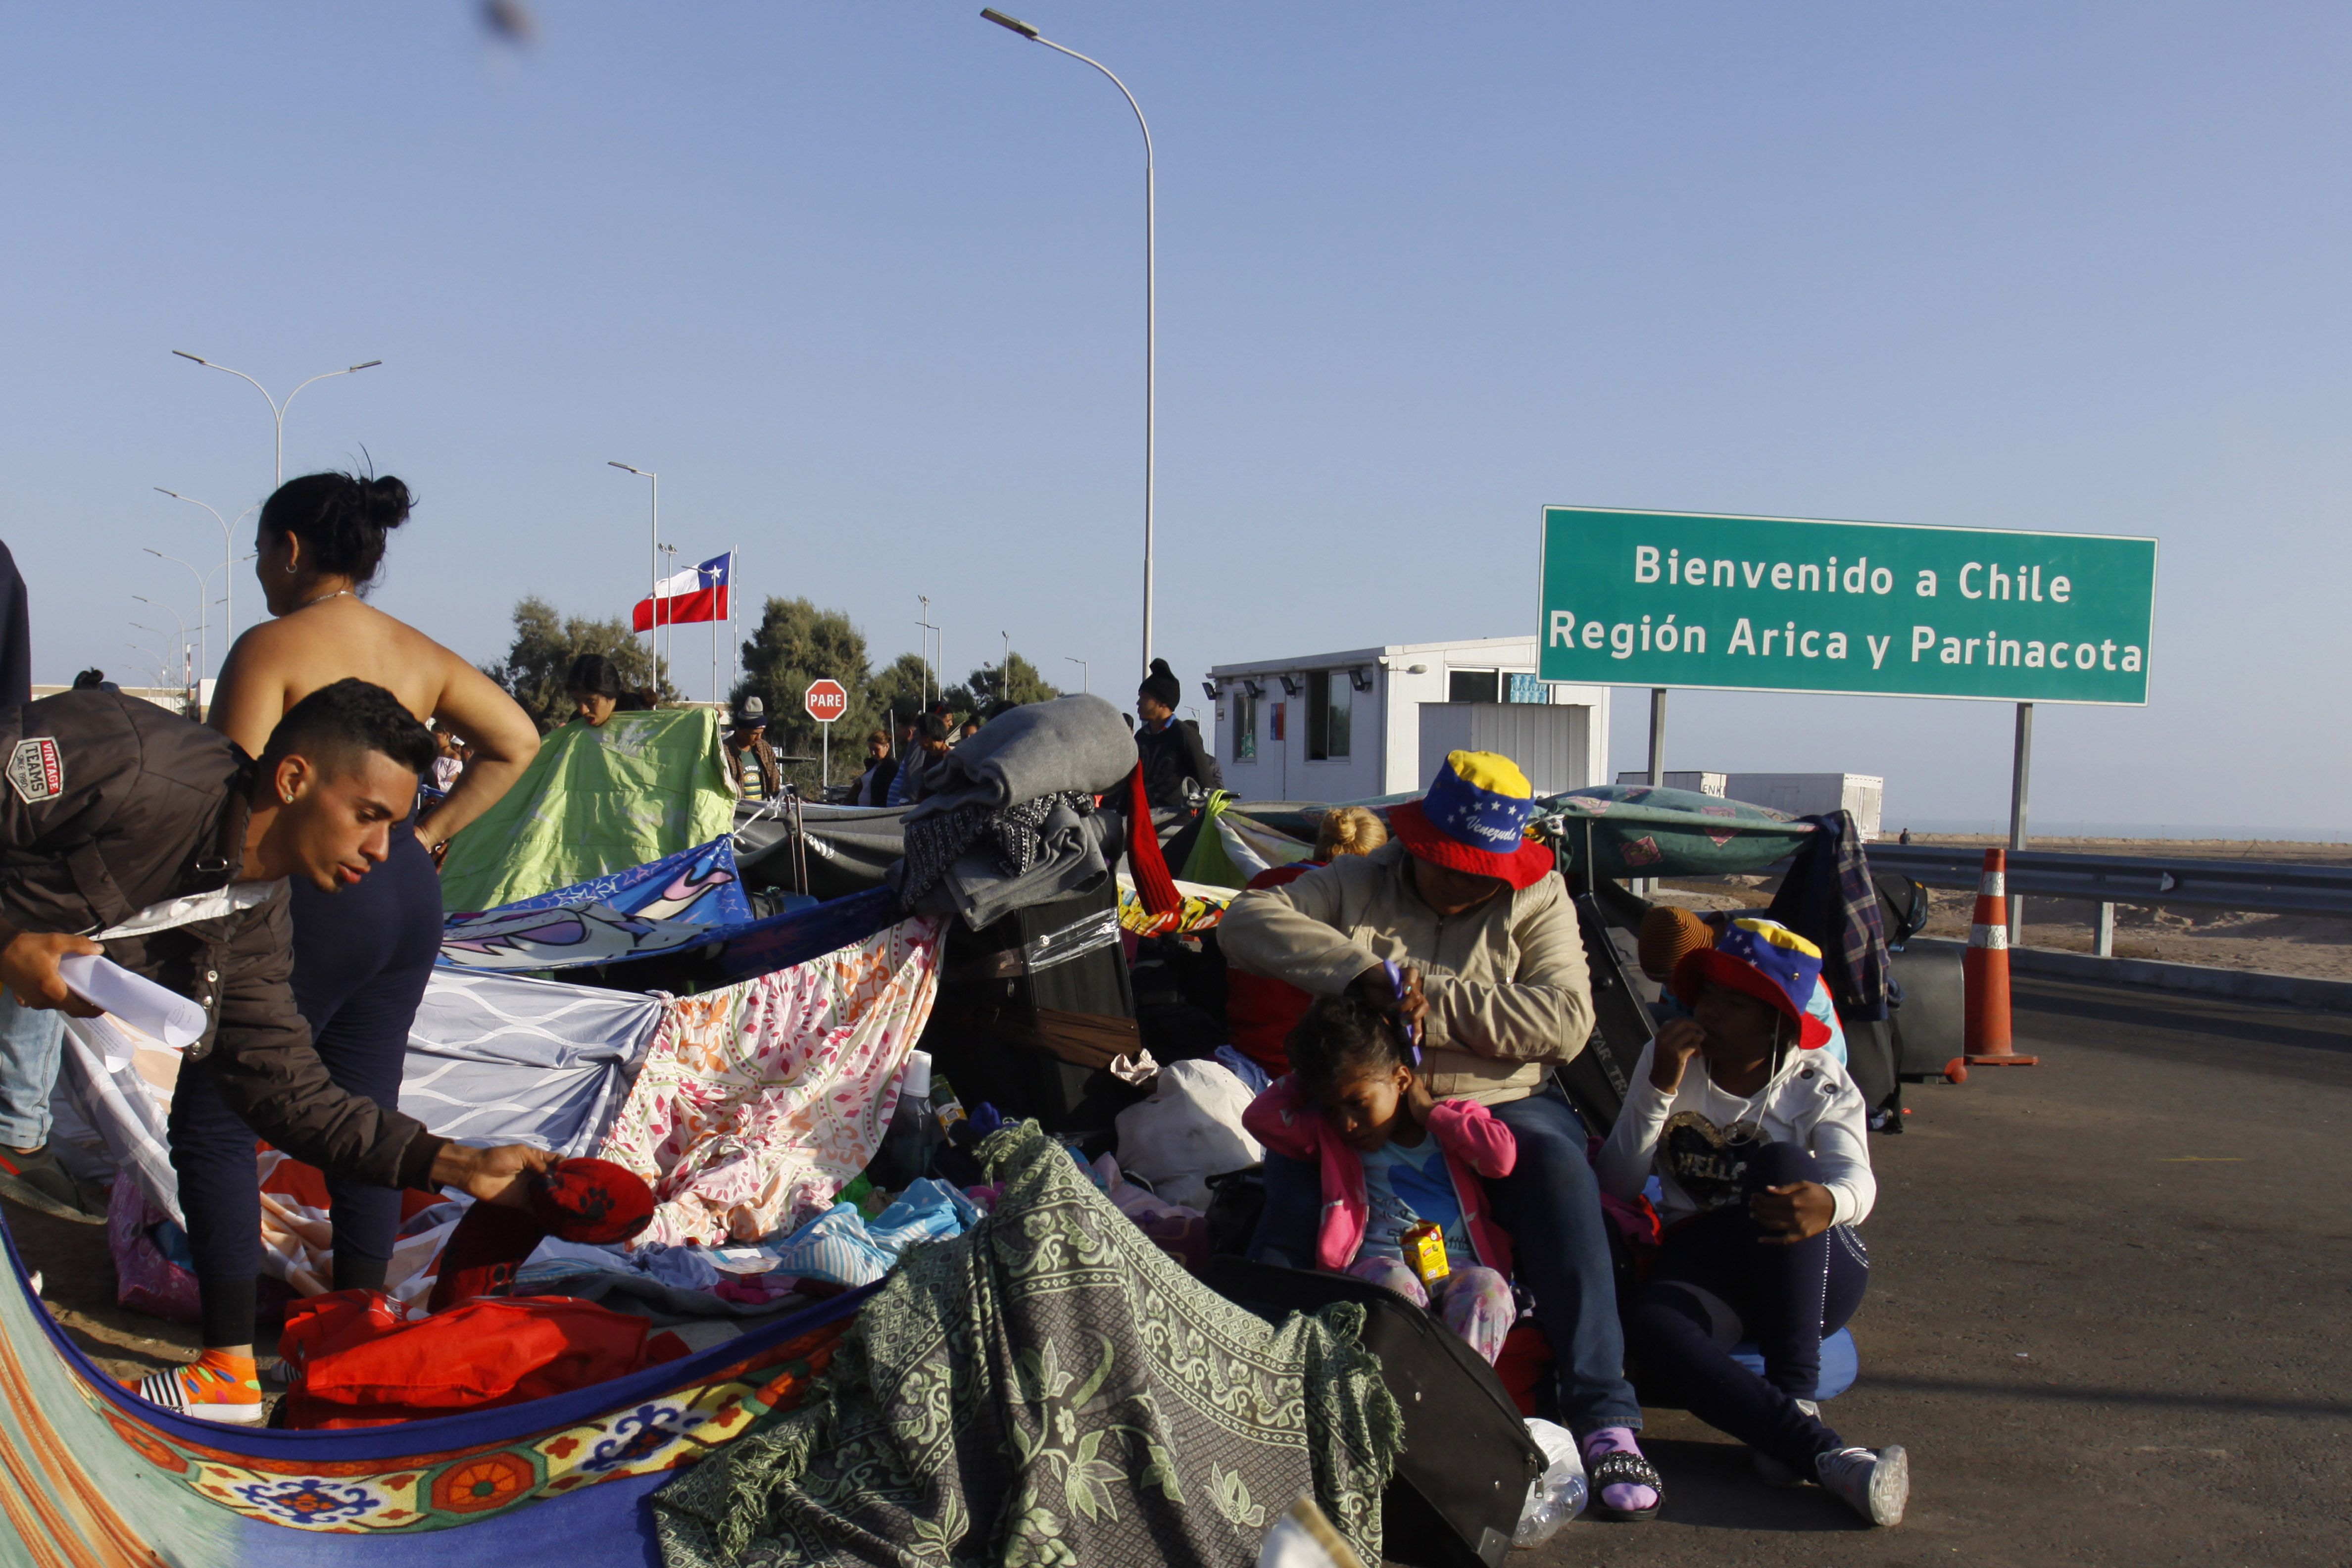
0, 679, 552, 1421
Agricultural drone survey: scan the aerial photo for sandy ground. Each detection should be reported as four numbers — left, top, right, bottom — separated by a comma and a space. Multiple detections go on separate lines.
1655, 833, 2352, 982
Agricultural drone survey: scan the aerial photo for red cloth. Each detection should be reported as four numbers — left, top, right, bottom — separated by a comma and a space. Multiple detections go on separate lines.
1242, 1075, 1520, 1277
279, 1292, 689, 1429
427, 1157, 656, 1314
1123, 765, 1182, 918
1496, 1321, 1552, 1418
1222, 862, 1322, 1073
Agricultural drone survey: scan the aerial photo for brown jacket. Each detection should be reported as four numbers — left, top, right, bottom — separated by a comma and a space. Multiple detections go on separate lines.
1218, 839, 1595, 1105
0, 691, 443, 1189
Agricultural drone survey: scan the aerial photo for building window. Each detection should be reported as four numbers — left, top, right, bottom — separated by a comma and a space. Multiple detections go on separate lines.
1232, 689, 1258, 761
1448, 669, 1501, 703
1307, 671, 1351, 760
1507, 672, 1547, 704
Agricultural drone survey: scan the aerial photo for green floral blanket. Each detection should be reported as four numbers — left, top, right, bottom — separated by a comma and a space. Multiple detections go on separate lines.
653, 1123, 1400, 1567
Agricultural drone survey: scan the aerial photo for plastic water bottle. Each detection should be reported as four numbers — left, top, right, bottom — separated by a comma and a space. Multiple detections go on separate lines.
878, 1050, 939, 1190
1512, 1419, 1587, 1548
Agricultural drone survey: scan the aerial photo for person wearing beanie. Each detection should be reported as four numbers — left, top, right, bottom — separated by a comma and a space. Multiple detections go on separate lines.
1636, 905, 1850, 1067
1598, 917, 1905, 1527
1133, 657, 1220, 811
724, 696, 781, 802
1224, 749, 1663, 1520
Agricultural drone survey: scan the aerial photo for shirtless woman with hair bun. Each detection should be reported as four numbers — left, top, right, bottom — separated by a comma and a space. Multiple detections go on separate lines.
205, 471, 539, 1306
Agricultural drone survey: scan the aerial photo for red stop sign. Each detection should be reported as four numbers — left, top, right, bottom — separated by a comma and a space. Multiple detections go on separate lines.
804, 679, 848, 723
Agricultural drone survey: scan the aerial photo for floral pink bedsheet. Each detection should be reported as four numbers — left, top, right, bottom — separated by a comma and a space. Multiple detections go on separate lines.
597, 915, 944, 1247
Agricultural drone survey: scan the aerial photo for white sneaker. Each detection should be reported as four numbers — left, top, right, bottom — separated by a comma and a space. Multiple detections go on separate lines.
1815, 1445, 1908, 1526
1751, 1399, 1817, 1487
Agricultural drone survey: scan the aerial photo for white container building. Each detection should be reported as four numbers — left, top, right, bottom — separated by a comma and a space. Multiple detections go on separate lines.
1206, 637, 1612, 802
1616, 769, 1885, 839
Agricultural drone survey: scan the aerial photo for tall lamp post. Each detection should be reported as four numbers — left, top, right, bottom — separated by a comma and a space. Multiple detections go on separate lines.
981, 8, 1157, 679
155, 490, 255, 653
608, 463, 661, 690
657, 542, 681, 697
141, 550, 210, 684
170, 353, 383, 490
1065, 655, 1089, 693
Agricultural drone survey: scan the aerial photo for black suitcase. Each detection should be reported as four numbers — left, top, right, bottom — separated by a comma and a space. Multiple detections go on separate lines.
1201, 1258, 1544, 1568
1888, 942, 1966, 1080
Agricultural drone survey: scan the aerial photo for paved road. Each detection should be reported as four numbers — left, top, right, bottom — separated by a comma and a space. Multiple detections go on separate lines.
1516, 972, 2351, 1568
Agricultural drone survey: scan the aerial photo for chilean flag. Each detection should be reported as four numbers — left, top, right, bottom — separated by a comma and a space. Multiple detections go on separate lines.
634, 551, 732, 630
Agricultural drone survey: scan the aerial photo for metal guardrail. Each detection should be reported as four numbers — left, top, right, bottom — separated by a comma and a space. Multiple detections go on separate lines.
1863, 844, 2352, 920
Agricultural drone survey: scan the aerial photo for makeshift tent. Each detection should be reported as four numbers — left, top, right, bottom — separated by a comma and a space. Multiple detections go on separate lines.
0, 1207, 874, 1563
440, 710, 736, 914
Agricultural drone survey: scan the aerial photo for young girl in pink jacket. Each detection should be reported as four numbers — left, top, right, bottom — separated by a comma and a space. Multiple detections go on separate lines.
1240, 991, 1520, 1364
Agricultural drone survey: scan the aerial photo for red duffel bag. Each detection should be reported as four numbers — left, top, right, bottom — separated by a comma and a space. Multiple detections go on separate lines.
279, 1291, 688, 1429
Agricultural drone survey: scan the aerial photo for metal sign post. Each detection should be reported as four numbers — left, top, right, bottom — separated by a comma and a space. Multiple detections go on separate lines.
2009, 702, 2033, 938
805, 678, 849, 790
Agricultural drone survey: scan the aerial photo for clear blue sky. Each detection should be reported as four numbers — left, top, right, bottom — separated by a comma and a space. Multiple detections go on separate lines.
4, 3, 2346, 833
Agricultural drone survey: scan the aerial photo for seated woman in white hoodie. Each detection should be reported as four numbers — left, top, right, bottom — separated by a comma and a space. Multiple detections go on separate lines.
1598, 917, 1909, 1528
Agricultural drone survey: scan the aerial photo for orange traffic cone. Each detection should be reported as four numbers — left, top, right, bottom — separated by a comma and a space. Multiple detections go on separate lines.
1963, 847, 2037, 1067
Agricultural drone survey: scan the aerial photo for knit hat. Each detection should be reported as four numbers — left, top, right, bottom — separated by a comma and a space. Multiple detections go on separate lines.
1138, 657, 1182, 710
1388, 750, 1556, 891
1637, 904, 1716, 983
1669, 917, 1832, 1050
734, 696, 766, 730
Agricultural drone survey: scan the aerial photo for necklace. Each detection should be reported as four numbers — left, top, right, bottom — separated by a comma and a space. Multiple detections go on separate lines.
297, 588, 354, 610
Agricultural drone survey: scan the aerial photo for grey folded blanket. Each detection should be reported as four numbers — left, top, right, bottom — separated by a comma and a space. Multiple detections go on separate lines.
906, 693, 1137, 818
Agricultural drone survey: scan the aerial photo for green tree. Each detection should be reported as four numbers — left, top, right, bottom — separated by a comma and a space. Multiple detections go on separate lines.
482, 596, 673, 732
952, 650, 1063, 715
867, 650, 934, 724
733, 597, 881, 791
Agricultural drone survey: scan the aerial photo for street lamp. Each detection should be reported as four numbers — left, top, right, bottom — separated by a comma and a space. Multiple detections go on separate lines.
155, 490, 255, 651
142, 550, 209, 683
170, 352, 383, 489
981, 8, 1157, 680
609, 462, 661, 689
658, 542, 681, 696
917, 595, 941, 711
1065, 655, 1089, 693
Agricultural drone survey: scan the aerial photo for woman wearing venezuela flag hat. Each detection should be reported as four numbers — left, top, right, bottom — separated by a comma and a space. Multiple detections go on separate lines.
1224, 750, 1666, 1521
1597, 918, 1909, 1527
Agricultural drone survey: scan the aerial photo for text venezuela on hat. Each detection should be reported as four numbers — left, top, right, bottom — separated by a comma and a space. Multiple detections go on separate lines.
1670, 917, 1835, 1051
1388, 749, 1556, 890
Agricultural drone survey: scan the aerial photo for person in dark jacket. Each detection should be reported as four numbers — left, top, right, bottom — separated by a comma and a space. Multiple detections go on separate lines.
0, 539, 78, 1222
1134, 657, 1220, 811
0, 681, 550, 1421
851, 728, 897, 807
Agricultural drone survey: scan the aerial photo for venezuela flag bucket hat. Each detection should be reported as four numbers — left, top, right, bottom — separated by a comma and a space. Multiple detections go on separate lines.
1670, 916, 1834, 1050
1388, 750, 1556, 891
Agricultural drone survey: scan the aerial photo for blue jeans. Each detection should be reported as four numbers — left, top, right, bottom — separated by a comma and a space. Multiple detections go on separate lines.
1249, 1082, 1644, 1435
0, 988, 65, 1149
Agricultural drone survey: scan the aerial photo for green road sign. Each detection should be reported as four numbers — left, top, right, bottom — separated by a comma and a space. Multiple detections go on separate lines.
1537, 505, 2157, 705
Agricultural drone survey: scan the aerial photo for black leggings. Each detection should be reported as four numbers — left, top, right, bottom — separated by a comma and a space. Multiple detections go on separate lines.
170, 823, 442, 1344
1624, 1140, 1869, 1473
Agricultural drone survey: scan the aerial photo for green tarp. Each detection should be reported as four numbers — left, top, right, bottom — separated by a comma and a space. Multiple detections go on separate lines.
440, 709, 737, 913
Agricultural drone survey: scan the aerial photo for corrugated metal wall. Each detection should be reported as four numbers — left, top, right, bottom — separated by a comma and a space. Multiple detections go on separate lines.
1418, 703, 1590, 797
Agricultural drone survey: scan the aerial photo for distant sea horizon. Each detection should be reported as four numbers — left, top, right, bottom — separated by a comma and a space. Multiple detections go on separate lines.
1889, 820, 2352, 844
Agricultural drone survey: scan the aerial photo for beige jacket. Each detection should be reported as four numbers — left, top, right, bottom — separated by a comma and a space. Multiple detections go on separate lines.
1219, 840, 1595, 1105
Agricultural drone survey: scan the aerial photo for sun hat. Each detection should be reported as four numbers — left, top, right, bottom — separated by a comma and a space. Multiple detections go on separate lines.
1388, 750, 1556, 891
1670, 917, 1833, 1050
1637, 904, 1716, 983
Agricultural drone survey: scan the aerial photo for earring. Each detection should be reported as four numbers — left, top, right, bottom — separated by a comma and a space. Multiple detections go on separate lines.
282, 789, 294, 804
285, 562, 297, 577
